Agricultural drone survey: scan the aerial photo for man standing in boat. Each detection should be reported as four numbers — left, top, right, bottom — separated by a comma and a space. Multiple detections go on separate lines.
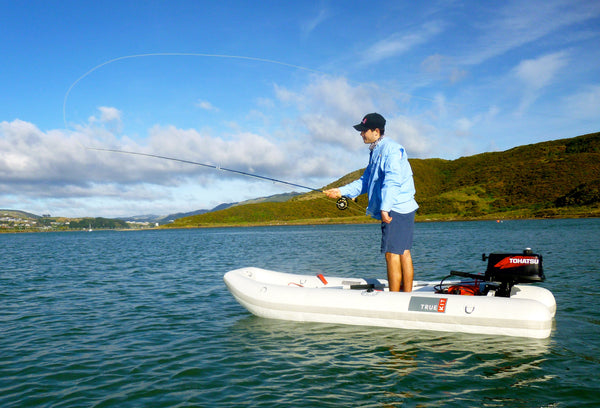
324, 113, 419, 292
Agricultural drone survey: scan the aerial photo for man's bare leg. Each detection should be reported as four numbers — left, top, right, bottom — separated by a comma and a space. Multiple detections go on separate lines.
385, 252, 402, 292
399, 249, 414, 292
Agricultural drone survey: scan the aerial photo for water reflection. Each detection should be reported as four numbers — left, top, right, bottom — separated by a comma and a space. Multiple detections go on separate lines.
226, 316, 552, 405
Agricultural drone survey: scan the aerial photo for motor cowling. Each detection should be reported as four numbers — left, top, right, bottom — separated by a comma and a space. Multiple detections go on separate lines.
484, 249, 544, 297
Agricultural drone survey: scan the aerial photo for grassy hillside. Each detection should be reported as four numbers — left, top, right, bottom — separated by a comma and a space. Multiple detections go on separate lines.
1, 209, 42, 219
413, 132, 600, 218
166, 132, 600, 228
166, 196, 371, 228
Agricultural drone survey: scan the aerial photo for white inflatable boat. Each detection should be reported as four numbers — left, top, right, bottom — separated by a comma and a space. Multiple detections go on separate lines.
224, 250, 556, 339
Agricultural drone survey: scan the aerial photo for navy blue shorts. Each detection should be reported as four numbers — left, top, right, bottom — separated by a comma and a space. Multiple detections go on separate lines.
381, 210, 416, 254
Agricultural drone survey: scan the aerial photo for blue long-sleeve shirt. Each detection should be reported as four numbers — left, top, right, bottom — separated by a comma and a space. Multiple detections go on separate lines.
339, 137, 418, 220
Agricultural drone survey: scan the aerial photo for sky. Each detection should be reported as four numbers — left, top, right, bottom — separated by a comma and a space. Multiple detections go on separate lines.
1, 0, 599, 218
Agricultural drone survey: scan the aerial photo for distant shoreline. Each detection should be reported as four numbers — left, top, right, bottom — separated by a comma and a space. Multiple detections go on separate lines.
161, 209, 600, 229
2, 207, 598, 234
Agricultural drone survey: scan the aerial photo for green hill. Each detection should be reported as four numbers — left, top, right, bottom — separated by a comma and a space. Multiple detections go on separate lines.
166, 132, 600, 228
412, 132, 600, 219
0, 209, 42, 219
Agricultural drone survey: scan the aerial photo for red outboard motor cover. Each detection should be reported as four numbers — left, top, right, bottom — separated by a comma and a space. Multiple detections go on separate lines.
485, 249, 545, 284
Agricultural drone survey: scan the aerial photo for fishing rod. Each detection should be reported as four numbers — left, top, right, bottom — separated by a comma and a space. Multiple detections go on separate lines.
87, 147, 355, 210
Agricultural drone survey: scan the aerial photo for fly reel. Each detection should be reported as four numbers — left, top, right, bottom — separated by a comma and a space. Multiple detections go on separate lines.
336, 196, 356, 210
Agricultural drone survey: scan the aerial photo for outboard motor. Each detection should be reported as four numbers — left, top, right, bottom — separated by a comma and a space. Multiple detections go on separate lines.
483, 248, 544, 297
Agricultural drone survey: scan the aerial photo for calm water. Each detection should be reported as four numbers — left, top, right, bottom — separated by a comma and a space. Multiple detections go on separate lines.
1, 219, 599, 407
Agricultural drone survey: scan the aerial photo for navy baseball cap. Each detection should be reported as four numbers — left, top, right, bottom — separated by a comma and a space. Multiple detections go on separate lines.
353, 113, 386, 132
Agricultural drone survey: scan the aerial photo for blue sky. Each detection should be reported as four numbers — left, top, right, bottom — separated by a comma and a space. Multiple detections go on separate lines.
1, 0, 599, 218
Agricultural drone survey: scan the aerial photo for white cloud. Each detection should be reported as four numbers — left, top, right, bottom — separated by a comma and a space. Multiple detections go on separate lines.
421, 54, 446, 73
514, 51, 569, 90
421, 54, 468, 84
87, 106, 123, 133
513, 51, 569, 113
463, 0, 600, 65
0, 115, 306, 217
196, 99, 219, 111
301, 8, 330, 37
274, 84, 302, 105
98, 106, 122, 122
274, 76, 377, 148
271, 75, 440, 161
363, 21, 444, 65
449, 68, 468, 84
146, 125, 287, 174
0, 119, 82, 183
88, 106, 122, 124
387, 115, 434, 156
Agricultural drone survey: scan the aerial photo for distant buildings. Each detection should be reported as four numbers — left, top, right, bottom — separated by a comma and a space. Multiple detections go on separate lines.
0, 215, 37, 229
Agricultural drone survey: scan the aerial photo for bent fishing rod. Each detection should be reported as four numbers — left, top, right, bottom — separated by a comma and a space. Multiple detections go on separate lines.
87, 147, 356, 210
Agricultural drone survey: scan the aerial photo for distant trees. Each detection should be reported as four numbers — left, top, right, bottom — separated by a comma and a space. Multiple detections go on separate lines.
68, 218, 129, 230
